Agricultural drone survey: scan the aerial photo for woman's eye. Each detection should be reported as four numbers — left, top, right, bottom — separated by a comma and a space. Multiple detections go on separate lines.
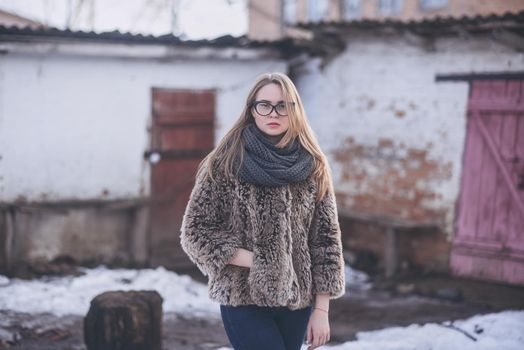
259, 103, 270, 108
276, 103, 286, 110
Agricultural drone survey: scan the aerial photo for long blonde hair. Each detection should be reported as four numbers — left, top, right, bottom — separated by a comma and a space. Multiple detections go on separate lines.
199, 72, 333, 202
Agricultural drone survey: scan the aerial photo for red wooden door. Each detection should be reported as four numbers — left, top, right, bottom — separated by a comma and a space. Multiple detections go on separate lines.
149, 88, 215, 269
451, 80, 524, 285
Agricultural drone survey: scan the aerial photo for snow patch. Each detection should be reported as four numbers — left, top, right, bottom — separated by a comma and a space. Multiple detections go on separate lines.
0, 266, 218, 317
345, 264, 372, 291
216, 311, 524, 350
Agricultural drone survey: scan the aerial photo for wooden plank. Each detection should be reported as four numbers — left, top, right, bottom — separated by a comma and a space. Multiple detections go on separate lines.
469, 80, 486, 101
455, 115, 482, 239
452, 239, 503, 251
452, 79, 524, 285
505, 113, 524, 252
475, 113, 499, 242
455, 113, 472, 240
152, 89, 215, 125
492, 113, 512, 244
158, 125, 214, 151
476, 115, 524, 218
468, 80, 524, 112
458, 111, 485, 240
150, 88, 216, 270
506, 80, 522, 103
489, 80, 507, 100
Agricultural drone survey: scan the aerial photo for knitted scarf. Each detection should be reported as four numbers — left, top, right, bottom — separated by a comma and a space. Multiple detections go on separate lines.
236, 123, 315, 187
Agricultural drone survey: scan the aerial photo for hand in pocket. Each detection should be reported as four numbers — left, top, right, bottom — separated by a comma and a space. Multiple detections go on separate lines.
229, 248, 254, 268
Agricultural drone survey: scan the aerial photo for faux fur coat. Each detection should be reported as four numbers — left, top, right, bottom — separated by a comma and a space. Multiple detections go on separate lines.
180, 162, 346, 311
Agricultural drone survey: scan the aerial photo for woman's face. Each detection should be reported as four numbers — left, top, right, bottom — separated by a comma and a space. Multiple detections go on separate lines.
251, 83, 290, 138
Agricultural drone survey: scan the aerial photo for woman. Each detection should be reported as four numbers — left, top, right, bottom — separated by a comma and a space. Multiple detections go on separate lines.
180, 72, 345, 350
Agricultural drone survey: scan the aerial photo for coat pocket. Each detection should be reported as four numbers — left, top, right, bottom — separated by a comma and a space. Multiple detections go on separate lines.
247, 249, 271, 304
247, 247, 300, 306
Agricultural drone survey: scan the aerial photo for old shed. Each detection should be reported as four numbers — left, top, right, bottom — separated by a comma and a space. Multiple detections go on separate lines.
294, 11, 524, 284
0, 26, 294, 275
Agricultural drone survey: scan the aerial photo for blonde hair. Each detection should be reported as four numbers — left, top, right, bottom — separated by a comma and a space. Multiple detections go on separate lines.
199, 72, 333, 202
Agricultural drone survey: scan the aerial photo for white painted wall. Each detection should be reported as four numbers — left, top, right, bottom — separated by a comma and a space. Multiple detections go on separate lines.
0, 46, 286, 201
296, 34, 524, 233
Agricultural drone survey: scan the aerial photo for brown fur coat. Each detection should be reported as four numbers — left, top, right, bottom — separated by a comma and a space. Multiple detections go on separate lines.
180, 163, 346, 310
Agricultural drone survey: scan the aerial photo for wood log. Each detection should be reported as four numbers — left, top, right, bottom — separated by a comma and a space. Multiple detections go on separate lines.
84, 290, 163, 350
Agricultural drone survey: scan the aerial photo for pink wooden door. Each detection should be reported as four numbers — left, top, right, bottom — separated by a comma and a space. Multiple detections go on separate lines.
451, 80, 524, 285
149, 88, 215, 270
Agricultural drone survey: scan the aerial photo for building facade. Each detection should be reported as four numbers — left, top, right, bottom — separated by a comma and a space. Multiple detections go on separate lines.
0, 26, 290, 276
249, 0, 524, 40
295, 12, 524, 283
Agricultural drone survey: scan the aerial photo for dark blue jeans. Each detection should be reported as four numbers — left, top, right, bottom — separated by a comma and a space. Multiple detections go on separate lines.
220, 304, 312, 350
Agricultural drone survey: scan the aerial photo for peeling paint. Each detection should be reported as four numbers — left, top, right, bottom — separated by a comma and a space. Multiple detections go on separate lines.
386, 99, 418, 119
355, 95, 377, 112
333, 136, 452, 222
394, 109, 406, 118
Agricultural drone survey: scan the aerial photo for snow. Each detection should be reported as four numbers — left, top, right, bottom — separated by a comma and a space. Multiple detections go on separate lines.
0, 266, 219, 317
1, 266, 523, 350
323, 310, 524, 350
345, 264, 372, 291
0, 264, 368, 318
215, 311, 524, 350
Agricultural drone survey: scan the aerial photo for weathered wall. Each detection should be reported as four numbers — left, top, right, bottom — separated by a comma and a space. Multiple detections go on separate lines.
0, 42, 287, 274
297, 32, 523, 232
0, 49, 286, 202
12, 206, 132, 263
295, 32, 523, 271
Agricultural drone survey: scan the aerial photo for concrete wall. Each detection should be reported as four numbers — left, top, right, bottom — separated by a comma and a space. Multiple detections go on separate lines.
295, 32, 523, 271
0, 47, 286, 202
0, 41, 287, 274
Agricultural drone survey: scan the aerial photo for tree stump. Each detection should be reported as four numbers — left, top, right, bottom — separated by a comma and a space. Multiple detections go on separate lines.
84, 290, 163, 350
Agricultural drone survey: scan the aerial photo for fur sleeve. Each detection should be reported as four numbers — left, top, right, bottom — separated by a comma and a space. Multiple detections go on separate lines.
308, 187, 346, 298
180, 164, 241, 277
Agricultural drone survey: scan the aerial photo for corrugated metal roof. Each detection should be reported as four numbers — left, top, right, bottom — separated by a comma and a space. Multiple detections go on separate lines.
291, 10, 524, 60
2, 10, 522, 58
0, 24, 293, 49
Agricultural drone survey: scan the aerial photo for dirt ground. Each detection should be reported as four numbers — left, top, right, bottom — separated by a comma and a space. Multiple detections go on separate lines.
1, 270, 523, 349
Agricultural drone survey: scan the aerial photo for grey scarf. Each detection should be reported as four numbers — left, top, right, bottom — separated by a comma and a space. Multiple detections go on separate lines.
236, 123, 314, 187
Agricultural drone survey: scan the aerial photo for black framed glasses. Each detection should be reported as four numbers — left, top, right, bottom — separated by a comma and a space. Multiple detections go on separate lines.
251, 101, 295, 117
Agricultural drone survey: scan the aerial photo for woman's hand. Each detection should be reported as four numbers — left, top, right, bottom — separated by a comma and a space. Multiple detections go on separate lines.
305, 308, 330, 349
228, 248, 254, 268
